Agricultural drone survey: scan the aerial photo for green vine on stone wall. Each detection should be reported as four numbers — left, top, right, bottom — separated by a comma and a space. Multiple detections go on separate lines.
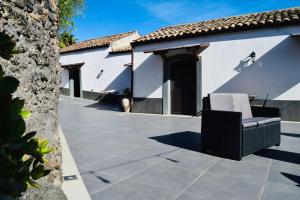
0, 34, 54, 198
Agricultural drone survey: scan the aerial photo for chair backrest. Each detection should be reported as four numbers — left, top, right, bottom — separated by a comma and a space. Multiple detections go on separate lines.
209, 93, 252, 119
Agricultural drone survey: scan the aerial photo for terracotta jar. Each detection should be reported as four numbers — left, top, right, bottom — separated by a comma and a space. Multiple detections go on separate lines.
121, 98, 130, 112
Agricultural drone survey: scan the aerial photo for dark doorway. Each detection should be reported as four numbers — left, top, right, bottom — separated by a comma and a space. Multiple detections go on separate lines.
170, 59, 196, 115
69, 68, 81, 98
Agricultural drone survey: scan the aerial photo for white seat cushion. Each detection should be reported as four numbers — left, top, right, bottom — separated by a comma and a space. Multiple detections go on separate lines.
209, 93, 234, 112
242, 117, 281, 128
242, 117, 265, 128
209, 93, 253, 119
232, 94, 253, 119
257, 117, 281, 125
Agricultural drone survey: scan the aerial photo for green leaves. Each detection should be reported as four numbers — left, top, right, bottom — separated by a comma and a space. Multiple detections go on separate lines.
58, 0, 84, 49
0, 32, 17, 60
27, 179, 41, 189
0, 64, 53, 198
59, 31, 77, 48
59, 0, 85, 33
20, 109, 31, 119
31, 165, 51, 180
10, 99, 25, 115
8, 132, 36, 151
22, 132, 37, 141
0, 66, 4, 79
33, 138, 54, 160
0, 76, 19, 94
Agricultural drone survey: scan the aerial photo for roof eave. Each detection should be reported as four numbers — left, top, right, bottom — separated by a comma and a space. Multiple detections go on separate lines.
108, 50, 132, 55
60, 44, 110, 54
132, 21, 300, 47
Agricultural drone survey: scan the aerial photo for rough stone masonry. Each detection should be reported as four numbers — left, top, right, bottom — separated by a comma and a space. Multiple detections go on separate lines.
0, 0, 66, 199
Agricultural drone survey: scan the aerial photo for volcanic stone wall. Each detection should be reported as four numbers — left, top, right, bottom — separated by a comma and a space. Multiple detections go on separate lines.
0, 0, 65, 199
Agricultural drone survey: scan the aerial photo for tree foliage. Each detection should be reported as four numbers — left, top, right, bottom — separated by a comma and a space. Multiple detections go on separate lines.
59, 0, 85, 33
59, 31, 77, 48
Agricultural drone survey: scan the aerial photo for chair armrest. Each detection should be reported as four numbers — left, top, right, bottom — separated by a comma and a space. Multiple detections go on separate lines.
201, 110, 242, 160
251, 106, 280, 118
202, 96, 210, 110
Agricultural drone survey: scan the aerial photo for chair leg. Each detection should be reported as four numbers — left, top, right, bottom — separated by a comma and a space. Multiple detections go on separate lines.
200, 134, 207, 153
236, 156, 242, 161
201, 145, 207, 153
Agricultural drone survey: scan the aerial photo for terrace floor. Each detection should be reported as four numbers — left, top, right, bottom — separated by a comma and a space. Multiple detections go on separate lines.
59, 96, 300, 200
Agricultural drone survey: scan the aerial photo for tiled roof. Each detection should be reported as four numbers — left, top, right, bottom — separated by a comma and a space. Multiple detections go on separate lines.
133, 7, 300, 45
61, 31, 136, 53
109, 46, 132, 54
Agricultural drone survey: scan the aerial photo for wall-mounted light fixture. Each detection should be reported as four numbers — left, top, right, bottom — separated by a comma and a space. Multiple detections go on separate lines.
96, 69, 104, 79
249, 51, 256, 63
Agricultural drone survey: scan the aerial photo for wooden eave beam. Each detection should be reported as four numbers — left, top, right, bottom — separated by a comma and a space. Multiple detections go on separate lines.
144, 43, 210, 55
61, 62, 85, 69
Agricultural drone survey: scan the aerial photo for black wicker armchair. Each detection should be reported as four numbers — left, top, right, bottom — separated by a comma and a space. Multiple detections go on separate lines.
201, 93, 281, 160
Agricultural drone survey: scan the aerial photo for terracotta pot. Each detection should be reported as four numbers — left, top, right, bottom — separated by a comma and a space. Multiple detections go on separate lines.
121, 98, 130, 112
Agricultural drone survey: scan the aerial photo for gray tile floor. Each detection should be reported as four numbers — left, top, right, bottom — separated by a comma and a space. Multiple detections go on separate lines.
59, 96, 300, 200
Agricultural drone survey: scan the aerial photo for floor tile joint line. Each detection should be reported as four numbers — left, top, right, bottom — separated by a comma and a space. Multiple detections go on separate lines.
89, 149, 183, 196
258, 159, 272, 200
172, 158, 220, 200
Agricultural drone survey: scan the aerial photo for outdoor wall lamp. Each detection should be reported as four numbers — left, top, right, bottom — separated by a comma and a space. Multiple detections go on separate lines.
96, 69, 104, 79
249, 51, 256, 63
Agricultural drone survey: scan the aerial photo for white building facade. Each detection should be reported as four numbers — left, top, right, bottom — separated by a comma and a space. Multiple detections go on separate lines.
131, 7, 300, 121
60, 31, 140, 101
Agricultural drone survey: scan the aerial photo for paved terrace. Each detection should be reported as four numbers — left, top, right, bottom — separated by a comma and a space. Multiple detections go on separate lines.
59, 96, 300, 200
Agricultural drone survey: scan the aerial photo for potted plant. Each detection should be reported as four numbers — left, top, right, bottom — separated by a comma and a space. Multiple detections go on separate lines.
121, 88, 132, 112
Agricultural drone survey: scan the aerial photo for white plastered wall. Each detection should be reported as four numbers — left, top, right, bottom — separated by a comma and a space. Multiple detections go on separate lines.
60, 68, 69, 88
60, 47, 132, 95
133, 26, 300, 100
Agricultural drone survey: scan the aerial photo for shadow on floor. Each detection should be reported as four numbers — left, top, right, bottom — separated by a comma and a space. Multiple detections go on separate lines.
281, 132, 300, 138
149, 131, 202, 152
281, 172, 300, 187
84, 102, 121, 111
87, 171, 111, 183
255, 148, 300, 165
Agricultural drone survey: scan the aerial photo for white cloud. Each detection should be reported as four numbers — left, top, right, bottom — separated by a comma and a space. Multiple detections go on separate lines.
139, 1, 189, 22
137, 0, 238, 24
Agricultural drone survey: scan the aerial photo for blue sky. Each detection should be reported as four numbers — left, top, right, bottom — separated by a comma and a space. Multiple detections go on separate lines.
73, 0, 300, 41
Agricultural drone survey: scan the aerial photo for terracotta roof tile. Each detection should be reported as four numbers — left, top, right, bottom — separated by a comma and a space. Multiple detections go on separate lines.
109, 46, 132, 54
133, 7, 300, 45
61, 31, 136, 53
